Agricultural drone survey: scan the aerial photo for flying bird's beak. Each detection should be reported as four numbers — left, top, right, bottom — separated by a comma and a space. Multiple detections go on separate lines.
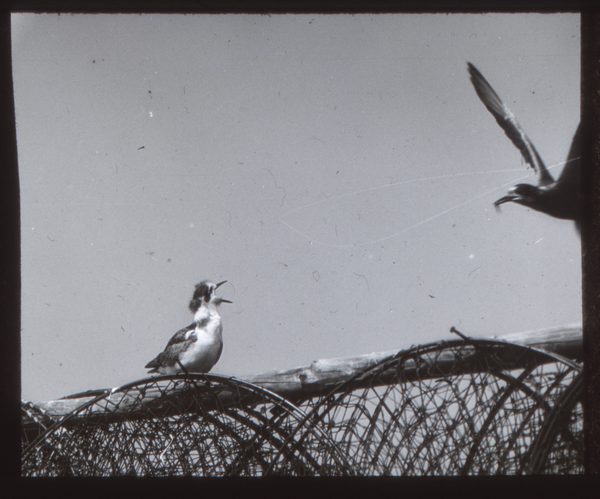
494, 185, 521, 209
494, 195, 516, 207
216, 280, 227, 289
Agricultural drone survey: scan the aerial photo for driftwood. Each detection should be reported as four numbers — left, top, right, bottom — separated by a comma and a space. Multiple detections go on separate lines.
243, 323, 582, 397
27, 324, 582, 424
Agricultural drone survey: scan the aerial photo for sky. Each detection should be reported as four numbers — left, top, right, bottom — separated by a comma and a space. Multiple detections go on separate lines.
14, 13, 581, 404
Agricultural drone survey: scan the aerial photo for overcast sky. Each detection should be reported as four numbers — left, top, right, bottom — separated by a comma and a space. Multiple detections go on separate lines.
14, 13, 580, 404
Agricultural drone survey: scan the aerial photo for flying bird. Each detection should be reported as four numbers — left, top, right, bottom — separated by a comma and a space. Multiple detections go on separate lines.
467, 62, 581, 233
145, 280, 232, 375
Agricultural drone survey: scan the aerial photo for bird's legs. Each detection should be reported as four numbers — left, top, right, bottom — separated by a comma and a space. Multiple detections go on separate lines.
177, 359, 191, 381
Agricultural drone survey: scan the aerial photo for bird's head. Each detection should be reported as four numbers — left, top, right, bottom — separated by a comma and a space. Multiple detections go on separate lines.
494, 183, 540, 211
189, 280, 232, 312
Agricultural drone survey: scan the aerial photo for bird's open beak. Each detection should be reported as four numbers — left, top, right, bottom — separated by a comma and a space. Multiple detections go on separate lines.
215, 281, 232, 303
494, 195, 518, 210
494, 185, 521, 208
494, 184, 525, 211
494, 195, 518, 207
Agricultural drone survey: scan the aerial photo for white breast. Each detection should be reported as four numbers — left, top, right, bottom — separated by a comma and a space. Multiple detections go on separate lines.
178, 316, 223, 373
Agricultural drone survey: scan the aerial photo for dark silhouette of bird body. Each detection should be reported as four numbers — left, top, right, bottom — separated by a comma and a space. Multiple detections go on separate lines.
467, 62, 581, 232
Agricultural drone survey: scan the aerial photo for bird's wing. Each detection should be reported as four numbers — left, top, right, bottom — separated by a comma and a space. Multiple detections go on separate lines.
467, 63, 554, 186
556, 122, 581, 188
144, 325, 196, 370
164, 324, 195, 348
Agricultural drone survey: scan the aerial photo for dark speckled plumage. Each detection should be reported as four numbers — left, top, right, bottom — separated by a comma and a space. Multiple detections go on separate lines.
145, 325, 196, 373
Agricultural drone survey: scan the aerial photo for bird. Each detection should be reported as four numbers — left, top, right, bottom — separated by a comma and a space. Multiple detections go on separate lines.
467, 62, 581, 233
145, 280, 232, 375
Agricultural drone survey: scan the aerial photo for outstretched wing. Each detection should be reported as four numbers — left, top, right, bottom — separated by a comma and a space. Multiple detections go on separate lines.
558, 123, 582, 234
557, 122, 581, 188
467, 62, 554, 186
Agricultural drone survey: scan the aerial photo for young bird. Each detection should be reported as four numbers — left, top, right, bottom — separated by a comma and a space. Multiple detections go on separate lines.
467, 62, 581, 233
145, 280, 232, 375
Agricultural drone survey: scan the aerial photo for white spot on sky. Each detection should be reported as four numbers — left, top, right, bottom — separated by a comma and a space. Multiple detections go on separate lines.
149, 111, 153, 118
469, 254, 474, 259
